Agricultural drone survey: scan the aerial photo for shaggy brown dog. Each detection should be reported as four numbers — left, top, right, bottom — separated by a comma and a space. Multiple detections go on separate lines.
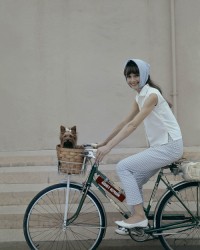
60, 125, 78, 148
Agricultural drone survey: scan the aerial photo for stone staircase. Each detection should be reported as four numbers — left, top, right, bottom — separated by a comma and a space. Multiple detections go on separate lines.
0, 147, 199, 249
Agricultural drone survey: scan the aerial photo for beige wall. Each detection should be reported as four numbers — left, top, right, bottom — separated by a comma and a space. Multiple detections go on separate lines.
0, 0, 200, 152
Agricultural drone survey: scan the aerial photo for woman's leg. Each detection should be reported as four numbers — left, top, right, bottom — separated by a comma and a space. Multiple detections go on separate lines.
116, 138, 183, 224
126, 203, 146, 224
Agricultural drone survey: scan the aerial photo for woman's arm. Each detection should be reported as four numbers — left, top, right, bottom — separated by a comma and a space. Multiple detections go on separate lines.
96, 94, 158, 162
97, 100, 139, 147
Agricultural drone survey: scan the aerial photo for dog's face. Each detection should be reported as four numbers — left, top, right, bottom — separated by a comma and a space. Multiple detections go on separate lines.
60, 125, 77, 148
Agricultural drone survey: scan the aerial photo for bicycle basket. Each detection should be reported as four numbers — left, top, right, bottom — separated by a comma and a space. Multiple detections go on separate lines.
180, 162, 200, 181
56, 145, 85, 174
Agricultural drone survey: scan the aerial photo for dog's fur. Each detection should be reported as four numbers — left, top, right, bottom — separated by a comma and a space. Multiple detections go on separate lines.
60, 125, 83, 149
60, 125, 77, 148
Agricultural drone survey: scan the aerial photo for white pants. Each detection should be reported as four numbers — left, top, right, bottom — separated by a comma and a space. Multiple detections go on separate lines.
116, 138, 183, 205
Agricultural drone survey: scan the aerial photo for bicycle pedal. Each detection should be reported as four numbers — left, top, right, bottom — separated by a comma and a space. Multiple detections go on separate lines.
130, 227, 144, 236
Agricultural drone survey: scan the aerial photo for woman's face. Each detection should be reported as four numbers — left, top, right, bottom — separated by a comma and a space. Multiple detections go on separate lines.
126, 73, 140, 92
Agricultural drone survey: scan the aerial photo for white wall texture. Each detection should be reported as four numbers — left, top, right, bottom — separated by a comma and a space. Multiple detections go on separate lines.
0, 0, 200, 152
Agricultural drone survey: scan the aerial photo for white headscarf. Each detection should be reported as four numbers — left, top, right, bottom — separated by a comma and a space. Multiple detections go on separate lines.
125, 59, 150, 89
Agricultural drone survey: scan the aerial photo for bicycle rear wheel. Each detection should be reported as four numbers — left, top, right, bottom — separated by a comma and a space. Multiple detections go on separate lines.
23, 183, 106, 250
155, 181, 200, 250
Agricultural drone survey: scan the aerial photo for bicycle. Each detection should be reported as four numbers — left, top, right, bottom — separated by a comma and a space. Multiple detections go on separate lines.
23, 144, 200, 250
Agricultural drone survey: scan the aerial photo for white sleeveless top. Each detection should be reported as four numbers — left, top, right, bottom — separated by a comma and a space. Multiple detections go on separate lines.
136, 84, 182, 147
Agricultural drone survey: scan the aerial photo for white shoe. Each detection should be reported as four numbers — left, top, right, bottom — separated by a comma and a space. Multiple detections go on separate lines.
115, 219, 148, 229
115, 226, 129, 235
115, 226, 138, 236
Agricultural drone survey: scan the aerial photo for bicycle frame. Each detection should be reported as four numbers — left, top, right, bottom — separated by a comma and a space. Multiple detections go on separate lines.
66, 162, 130, 225
23, 146, 200, 250
145, 168, 198, 234
66, 161, 198, 235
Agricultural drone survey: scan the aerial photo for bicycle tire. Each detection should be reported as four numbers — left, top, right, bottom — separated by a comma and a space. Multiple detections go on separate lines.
155, 181, 200, 250
23, 182, 106, 250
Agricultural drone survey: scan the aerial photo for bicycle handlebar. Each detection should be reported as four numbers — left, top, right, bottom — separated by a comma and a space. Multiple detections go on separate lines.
83, 143, 97, 159
83, 143, 98, 149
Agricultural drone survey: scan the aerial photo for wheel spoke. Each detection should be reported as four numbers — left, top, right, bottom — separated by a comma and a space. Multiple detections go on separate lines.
156, 182, 200, 250
23, 183, 106, 250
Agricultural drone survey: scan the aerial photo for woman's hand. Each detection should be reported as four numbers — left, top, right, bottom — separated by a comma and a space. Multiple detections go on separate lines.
95, 145, 111, 163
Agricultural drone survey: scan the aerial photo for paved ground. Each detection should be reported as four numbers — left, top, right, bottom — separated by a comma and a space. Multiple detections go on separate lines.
0, 239, 163, 250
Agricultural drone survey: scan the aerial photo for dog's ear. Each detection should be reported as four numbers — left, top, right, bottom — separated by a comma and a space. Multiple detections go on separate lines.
71, 126, 77, 134
60, 125, 66, 134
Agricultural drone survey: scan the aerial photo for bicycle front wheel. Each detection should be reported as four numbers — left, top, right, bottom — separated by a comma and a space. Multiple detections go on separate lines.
155, 181, 200, 250
23, 183, 106, 250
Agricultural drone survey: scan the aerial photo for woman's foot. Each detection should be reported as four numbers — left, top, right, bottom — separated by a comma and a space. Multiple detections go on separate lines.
115, 226, 139, 235
123, 214, 146, 224
115, 214, 148, 229
115, 226, 129, 235
115, 218, 148, 229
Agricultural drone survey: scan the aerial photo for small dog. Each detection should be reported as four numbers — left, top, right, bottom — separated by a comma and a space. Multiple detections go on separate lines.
60, 125, 77, 148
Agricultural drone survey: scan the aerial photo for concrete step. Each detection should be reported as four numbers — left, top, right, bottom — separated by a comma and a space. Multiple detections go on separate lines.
0, 147, 199, 248
0, 166, 183, 245
1, 146, 200, 167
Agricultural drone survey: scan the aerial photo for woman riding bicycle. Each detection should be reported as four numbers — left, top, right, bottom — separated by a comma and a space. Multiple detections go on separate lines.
95, 59, 183, 233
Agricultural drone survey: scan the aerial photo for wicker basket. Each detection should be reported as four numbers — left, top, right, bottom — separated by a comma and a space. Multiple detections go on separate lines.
56, 145, 85, 174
